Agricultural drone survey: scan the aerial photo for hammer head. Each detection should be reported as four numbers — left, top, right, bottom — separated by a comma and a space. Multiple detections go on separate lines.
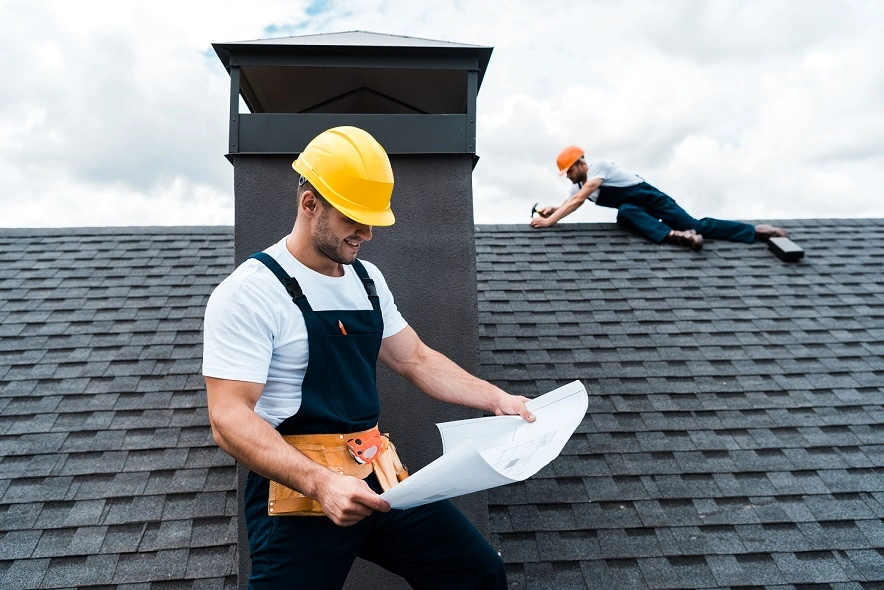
531, 203, 540, 217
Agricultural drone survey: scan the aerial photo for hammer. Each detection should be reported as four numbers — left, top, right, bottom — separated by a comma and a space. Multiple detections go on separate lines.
531, 203, 544, 218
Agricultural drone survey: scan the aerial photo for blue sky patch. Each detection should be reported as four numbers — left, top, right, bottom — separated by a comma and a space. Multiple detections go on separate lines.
306, 0, 332, 17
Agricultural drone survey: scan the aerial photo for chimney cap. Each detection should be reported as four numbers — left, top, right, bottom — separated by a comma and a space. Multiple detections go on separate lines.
213, 30, 493, 89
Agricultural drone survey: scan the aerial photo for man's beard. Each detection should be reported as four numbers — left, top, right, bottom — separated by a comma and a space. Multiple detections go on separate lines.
313, 209, 356, 265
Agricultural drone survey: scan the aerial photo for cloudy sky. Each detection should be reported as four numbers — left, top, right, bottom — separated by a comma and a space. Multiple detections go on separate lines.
2, 0, 882, 228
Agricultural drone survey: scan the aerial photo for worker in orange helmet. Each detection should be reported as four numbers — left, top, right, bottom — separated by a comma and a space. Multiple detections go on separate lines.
531, 146, 788, 249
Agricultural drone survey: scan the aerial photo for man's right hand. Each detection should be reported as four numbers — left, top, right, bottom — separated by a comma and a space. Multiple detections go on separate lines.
531, 216, 556, 228
530, 205, 558, 228
316, 473, 391, 526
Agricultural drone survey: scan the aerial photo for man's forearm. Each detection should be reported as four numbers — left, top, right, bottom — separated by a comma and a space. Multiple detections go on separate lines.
207, 381, 333, 499
393, 343, 509, 414
379, 327, 534, 421
545, 196, 583, 224
547, 179, 600, 224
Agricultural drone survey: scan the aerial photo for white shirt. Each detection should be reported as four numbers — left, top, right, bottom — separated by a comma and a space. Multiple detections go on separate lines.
569, 160, 644, 202
202, 237, 408, 427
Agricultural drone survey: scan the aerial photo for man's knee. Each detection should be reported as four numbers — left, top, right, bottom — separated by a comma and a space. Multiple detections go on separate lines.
431, 510, 507, 589
484, 551, 507, 590
463, 526, 507, 589
616, 204, 644, 226
693, 217, 723, 236
453, 543, 506, 590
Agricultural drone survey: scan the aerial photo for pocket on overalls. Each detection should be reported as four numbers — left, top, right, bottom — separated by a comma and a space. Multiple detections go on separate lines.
323, 332, 381, 421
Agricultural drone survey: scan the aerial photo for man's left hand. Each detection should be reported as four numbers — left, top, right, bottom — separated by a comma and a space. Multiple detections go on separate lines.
494, 394, 536, 422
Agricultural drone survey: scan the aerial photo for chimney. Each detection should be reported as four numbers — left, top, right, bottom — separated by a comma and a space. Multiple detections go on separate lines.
213, 31, 493, 590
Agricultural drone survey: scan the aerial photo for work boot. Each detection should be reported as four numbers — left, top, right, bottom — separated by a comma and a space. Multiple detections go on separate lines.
755, 224, 789, 241
666, 229, 703, 251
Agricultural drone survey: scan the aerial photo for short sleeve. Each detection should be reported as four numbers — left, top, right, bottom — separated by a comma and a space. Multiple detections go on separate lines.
202, 280, 275, 383
585, 160, 611, 182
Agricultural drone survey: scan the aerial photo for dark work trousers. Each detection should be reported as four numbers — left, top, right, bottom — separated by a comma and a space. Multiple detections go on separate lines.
245, 471, 507, 590
596, 182, 756, 243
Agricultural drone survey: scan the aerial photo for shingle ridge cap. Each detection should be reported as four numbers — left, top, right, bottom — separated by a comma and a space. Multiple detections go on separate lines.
476, 217, 884, 232
475, 222, 620, 231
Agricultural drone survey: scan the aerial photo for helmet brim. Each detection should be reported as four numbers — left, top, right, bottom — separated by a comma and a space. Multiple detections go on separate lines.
333, 202, 396, 227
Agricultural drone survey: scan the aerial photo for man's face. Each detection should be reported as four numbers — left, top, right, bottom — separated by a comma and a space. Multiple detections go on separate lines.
565, 160, 587, 185
312, 198, 373, 265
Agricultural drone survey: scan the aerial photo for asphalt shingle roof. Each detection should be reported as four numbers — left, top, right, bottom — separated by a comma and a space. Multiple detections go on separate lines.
0, 227, 236, 590
1, 220, 883, 589
478, 219, 884, 589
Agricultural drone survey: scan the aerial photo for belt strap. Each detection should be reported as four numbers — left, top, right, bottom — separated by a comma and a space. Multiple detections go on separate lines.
281, 426, 377, 449
270, 496, 323, 514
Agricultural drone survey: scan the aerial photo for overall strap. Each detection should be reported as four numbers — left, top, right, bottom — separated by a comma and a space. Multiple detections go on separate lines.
350, 258, 378, 301
249, 253, 378, 308
248, 252, 305, 304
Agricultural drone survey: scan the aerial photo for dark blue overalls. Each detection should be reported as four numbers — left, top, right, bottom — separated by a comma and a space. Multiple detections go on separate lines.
244, 253, 506, 590
595, 182, 756, 244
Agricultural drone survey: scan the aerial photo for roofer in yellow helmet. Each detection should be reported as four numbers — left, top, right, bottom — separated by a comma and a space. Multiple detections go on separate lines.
203, 125, 533, 589
532, 145, 789, 249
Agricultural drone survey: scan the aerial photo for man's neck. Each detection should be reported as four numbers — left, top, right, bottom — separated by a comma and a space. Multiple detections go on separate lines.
285, 232, 344, 277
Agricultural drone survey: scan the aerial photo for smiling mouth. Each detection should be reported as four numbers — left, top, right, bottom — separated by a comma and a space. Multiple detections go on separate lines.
345, 239, 361, 249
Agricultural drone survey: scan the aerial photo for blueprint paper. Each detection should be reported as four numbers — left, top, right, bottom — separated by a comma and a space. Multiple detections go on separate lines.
380, 380, 588, 509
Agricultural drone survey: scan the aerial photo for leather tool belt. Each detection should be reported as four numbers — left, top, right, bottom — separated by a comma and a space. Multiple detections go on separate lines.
268, 426, 409, 516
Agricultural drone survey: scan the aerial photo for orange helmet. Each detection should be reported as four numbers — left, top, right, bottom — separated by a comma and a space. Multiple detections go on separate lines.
556, 145, 585, 176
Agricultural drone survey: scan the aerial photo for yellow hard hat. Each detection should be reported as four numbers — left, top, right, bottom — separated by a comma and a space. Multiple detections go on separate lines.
556, 145, 585, 176
293, 126, 395, 226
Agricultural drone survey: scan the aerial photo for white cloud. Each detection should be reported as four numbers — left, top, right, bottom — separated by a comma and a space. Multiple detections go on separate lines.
1, 0, 882, 228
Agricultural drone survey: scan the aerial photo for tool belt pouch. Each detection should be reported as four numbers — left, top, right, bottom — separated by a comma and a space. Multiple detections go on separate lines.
372, 436, 410, 492
268, 428, 409, 517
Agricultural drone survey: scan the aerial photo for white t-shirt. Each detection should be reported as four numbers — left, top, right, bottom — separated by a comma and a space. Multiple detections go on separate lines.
202, 237, 408, 427
569, 160, 644, 202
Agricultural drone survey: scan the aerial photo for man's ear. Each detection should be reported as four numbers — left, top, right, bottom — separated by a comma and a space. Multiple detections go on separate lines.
299, 190, 319, 216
